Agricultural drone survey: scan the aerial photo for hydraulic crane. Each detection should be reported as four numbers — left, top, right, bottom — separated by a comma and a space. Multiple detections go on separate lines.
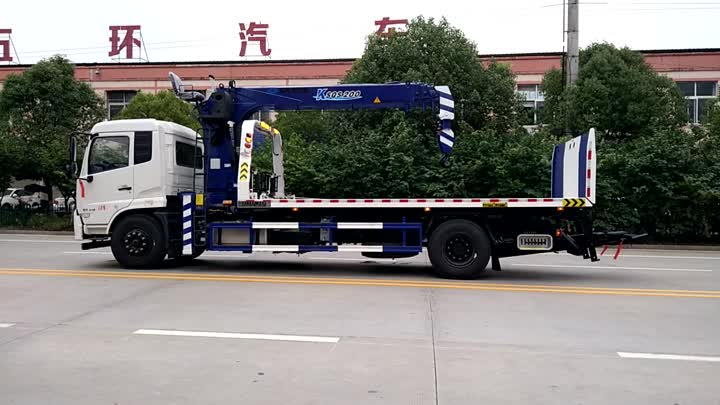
169, 72, 455, 207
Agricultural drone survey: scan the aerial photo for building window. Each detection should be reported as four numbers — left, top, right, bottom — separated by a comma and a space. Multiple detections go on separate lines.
517, 84, 544, 125
106, 90, 138, 119
677, 81, 717, 124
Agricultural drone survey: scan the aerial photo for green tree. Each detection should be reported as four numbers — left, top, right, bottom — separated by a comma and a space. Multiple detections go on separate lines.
705, 98, 720, 135
117, 90, 199, 130
0, 55, 105, 205
595, 128, 720, 241
345, 16, 518, 132
541, 43, 685, 138
273, 17, 524, 198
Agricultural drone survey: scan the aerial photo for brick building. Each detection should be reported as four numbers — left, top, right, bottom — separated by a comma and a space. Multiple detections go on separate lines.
0, 48, 718, 125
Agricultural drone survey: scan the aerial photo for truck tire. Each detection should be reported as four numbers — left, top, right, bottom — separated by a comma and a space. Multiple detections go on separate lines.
111, 215, 167, 269
428, 219, 491, 279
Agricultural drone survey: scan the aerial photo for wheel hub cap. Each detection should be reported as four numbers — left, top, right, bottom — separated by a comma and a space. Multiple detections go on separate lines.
445, 235, 474, 265
124, 229, 151, 256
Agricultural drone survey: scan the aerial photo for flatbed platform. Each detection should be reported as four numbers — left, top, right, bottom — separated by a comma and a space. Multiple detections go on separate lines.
236, 197, 591, 209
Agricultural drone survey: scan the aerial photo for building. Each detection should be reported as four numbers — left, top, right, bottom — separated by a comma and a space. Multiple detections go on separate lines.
0, 48, 718, 125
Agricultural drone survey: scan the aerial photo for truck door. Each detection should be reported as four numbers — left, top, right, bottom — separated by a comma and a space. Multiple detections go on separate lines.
80, 133, 133, 226
131, 131, 161, 202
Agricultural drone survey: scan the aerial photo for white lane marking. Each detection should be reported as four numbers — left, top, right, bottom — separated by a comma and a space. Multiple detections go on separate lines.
513, 263, 712, 272
133, 329, 339, 343
613, 254, 720, 260
0, 239, 76, 243
546, 252, 720, 260
0, 323, 15, 328
618, 352, 720, 362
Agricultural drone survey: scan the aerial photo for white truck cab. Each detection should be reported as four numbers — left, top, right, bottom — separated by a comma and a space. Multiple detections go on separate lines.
75, 119, 202, 241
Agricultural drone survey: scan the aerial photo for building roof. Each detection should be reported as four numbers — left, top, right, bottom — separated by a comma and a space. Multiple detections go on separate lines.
1, 48, 718, 84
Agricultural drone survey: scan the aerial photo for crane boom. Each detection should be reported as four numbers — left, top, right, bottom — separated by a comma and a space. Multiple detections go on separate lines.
170, 73, 455, 207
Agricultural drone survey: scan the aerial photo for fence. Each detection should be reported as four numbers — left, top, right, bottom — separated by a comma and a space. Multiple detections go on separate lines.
0, 204, 74, 230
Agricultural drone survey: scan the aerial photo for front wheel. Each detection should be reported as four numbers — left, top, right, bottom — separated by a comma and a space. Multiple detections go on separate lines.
111, 215, 167, 269
428, 219, 491, 279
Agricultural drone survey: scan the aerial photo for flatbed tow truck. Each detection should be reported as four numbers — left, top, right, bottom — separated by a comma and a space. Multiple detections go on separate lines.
71, 73, 633, 278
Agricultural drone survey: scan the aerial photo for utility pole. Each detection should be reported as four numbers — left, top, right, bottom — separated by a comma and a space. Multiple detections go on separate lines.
565, 0, 579, 87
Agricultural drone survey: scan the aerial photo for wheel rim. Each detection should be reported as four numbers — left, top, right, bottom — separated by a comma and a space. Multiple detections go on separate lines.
444, 233, 476, 266
123, 228, 152, 256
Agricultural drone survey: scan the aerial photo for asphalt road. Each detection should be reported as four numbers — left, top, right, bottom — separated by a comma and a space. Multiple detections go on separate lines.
1, 234, 719, 404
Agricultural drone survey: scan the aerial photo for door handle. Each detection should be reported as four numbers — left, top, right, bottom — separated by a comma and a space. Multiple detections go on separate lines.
117, 185, 132, 191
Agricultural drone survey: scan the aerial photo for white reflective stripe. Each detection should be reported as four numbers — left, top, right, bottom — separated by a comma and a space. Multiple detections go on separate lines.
440, 136, 454, 147
252, 245, 299, 252
251, 222, 299, 229
337, 245, 384, 252
562, 136, 581, 198
183, 233, 192, 241
183, 208, 191, 218
442, 128, 455, 138
336, 223, 383, 229
182, 245, 192, 254
438, 110, 454, 120
439, 98, 455, 108
434, 85, 452, 95
183, 220, 191, 229
182, 195, 191, 205
261, 198, 581, 209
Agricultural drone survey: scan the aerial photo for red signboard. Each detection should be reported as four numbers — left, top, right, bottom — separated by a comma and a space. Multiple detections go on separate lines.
0, 29, 13, 62
239, 22, 271, 57
109, 25, 141, 59
375, 17, 408, 36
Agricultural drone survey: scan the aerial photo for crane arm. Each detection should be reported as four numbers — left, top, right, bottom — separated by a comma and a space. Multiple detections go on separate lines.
199, 82, 455, 158
169, 73, 455, 206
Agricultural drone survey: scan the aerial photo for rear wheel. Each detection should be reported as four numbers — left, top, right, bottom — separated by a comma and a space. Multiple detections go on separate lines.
428, 219, 491, 279
111, 215, 167, 269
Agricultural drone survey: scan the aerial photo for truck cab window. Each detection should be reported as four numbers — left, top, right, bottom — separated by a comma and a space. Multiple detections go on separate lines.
134, 131, 153, 164
88, 136, 129, 174
176, 141, 203, 169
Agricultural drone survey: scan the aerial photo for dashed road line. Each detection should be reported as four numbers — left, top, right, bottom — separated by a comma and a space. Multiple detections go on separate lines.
134, 329, 339, 343
618, 352, 720, 362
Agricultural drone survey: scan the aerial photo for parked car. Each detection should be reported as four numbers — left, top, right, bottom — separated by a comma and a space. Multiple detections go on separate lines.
1, 188, 48, 210
53, 196, 76, 213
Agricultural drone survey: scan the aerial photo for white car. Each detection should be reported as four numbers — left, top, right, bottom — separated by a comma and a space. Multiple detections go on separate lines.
53, 196, 76, 213
1, 188, 47, 210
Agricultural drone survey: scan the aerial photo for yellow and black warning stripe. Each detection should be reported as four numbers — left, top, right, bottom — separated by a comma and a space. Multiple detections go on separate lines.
562, 198, 586, 208
239, 163, 250, 181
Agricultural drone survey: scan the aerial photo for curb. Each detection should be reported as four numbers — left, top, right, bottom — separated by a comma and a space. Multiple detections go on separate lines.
0, 229, 74, 236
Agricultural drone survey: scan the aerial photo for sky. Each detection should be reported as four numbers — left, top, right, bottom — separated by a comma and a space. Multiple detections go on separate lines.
1, 0, 719, 64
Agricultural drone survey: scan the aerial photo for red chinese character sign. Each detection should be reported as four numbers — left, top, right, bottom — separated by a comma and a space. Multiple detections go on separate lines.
109, 25, 147, 61
374, 17, 408, 36
0, 29, 19, 64
239, 22, 271, 57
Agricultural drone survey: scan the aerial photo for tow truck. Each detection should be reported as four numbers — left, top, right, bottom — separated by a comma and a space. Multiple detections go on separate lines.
71, 73, 630, 278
